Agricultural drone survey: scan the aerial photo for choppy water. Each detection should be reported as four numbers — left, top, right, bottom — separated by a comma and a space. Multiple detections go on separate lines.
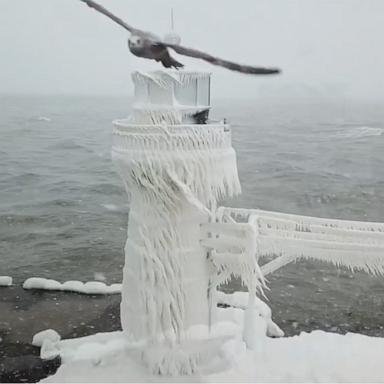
1, 95, 384, 334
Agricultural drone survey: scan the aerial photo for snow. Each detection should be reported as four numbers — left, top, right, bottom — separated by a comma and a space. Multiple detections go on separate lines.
108, 283, 123, 294
22, 277, 121, 295
61, 280, 85, 292
23, 277, 47, 290
0, 276, 12, 286
83, 281, 108, 294
43, 279, 62, 291
41, 339, 62, 360
32, 329, 61, 347
40, 321, 384, 383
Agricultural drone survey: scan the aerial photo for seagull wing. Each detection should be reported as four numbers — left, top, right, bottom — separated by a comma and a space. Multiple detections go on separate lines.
164, 43, 281, 75
79, 0, 137, 33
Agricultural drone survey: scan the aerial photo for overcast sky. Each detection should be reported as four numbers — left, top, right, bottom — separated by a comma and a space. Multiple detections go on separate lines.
1, 0, 384, 100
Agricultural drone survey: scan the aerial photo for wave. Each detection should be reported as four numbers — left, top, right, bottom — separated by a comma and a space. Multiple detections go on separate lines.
33, 116, 51, 122
333, 126, 384, 139
101, 203, 120, 211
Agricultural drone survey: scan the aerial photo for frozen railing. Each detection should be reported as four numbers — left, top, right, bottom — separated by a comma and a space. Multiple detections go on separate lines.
201, 205, 384, 349
212, 206, 384, 276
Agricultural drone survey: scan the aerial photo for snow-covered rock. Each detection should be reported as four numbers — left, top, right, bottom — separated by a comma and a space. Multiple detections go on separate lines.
41, 339, 61, 360
43, 279, 62, 291
83, 281, 108, 294
23, 277, 47, 290
23, 277, 62, 291
61, 280, 85, 293
32, 329, 61, 347
22, 277, 121, 295
0, 276, 12, 286
107, 283, 123, 294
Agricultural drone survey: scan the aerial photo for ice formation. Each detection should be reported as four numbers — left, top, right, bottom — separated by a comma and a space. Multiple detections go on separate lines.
22, 277, 122, 294
217, 207, 384, 275
0, 276, 12, 286
37, 69, 384, 381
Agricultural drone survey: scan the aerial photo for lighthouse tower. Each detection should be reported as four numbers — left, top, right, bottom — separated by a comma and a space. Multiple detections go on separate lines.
112, 70, 241, 372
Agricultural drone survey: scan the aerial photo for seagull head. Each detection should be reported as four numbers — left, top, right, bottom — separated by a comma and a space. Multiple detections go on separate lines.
128, 35, 145, 49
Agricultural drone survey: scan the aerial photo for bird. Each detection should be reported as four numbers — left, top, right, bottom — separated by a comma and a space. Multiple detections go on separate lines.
79, 0, 281, 75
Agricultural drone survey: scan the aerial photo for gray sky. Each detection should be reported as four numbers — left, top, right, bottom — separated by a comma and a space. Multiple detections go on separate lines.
1, 0, 384, 99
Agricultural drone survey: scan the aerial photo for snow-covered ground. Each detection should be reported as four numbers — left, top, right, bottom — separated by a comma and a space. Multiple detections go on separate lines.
40, 319, 384, 383
37, 293, 384, 382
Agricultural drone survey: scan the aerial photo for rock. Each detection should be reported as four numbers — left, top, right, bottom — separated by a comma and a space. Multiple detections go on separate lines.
0, 355, 61, 383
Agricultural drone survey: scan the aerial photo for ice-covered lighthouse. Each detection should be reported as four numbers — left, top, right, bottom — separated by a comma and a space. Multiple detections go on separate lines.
110, 71, 384, 378
41, 67, 384, 384
112, 70, 243, 372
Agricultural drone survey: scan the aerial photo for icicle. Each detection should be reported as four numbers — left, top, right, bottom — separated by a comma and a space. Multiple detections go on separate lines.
132, 70, 210, 90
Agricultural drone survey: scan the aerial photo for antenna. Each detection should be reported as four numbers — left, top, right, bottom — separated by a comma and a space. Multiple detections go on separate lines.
164, 8, 181, 45
171, 8, 174, 31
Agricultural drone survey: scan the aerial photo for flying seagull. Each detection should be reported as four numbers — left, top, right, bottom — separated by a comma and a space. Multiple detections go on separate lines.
79, 0, 281, 75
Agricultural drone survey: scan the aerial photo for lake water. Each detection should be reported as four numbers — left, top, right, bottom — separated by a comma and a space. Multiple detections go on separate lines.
1, 95, 384, 335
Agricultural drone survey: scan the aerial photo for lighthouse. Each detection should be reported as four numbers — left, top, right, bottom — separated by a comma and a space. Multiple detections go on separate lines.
109, 69, 384, 378
37, 71, 384, 384
112, 70, 241, 373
